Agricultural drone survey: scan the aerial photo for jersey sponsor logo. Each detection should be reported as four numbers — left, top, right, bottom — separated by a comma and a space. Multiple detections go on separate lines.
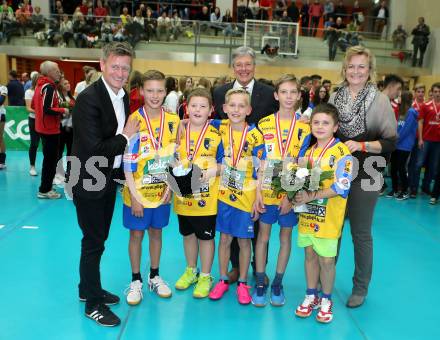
229, 193, 237, 201
198, 199, 206, 207
298, 128, 303, 140
329, 155, 336, 168
141, 135, 148, 142
264, 133, 274, 140
168, 122, 175, 133
336, 177, 350, 190
204, 138, 211, 150
344, 159, 352, 174
310, 223, 320, 232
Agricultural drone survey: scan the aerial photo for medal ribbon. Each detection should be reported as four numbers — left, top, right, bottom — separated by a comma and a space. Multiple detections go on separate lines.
186, 120, 210, 161
229, 123, 248, 167
276, 112, 297, 158
141, 107, 164, 152
308, 137, 335, 167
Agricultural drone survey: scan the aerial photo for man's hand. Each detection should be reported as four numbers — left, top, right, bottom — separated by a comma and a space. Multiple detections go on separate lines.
123, 117, 140, 139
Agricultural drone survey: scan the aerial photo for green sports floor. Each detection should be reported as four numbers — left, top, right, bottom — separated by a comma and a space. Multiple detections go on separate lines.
1, 151, 439, 340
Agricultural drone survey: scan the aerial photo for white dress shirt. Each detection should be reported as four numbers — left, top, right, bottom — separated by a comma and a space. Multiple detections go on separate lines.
101, 77, 128, 168
233, 78, 255, 96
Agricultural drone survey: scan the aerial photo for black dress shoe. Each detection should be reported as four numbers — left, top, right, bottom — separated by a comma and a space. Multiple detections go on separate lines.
85, 304, 120, 327
79, 290, 120, 305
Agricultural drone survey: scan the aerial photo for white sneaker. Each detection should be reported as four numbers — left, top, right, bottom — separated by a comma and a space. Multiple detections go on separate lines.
148, 276, 172, 298
0, 164, 6, 169
29, 166, 38, 176
37, 190, 61, 199
125, 280, 143, 305
53, 174, 65, 186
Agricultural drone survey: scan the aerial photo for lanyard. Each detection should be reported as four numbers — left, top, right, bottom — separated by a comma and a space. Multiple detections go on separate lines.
186, 120, 210, 161
308, 138, 335, 167
141, 106, 164, 151
276, 112, 297, 158
229, 123, 248, 167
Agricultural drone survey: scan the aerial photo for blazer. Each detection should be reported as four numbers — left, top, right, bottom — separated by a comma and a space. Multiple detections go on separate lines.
213, 80, 278, 125
68, 77, 129, 199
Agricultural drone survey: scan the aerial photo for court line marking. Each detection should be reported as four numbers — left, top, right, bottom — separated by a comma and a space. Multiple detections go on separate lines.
22, 226, 39, 229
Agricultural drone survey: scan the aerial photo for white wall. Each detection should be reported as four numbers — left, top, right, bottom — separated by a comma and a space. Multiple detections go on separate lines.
216, 0, 233, 18
32, 0, 50, 16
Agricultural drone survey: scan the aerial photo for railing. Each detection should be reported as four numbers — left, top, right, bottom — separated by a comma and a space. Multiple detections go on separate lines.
0, 13, 413, 66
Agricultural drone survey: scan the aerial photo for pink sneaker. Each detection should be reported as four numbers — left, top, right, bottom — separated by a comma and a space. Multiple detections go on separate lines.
236, 282, 252, 305
209, 280, 229, 300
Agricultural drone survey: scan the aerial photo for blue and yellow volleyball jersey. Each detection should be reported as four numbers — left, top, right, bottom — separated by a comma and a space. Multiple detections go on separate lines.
122, 107, 179, 208
173, 121, 224, 216
258, 112, 311, 206
298, 139, 353, 239
213, 119, 266, 213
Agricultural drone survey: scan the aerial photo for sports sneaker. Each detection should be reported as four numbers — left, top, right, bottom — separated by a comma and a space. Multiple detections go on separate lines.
148, 276, 172, 298
316, 297, 333, 323
79, 289, 120, 305
385, 190, 397, 198
193, 275, 212, 298
295, 294, 320, 318
29, 166, 37, 176
125, 280, 143, 305
0, 164, 6, 170
209, 280, 229, 300
430, 197, 437, 205
396, 192, 409, 201
175, 267, 198, 290
270, 284, 285, 306
251, 285, 267, 307
236, 282, 252, 305
53, 174, 65, 186
37, 190, 61, 199
409, 191, 417, 199
85, 304, 120, 327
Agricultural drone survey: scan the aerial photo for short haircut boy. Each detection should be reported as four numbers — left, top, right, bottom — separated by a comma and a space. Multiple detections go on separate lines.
187, 87, 213, 106
311, 103, 340, 125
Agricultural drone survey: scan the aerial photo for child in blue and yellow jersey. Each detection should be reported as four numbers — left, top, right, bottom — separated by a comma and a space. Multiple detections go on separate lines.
173, 88, 224, 298
294, 103, 353, 324
252, 75, 311, 307
208, 88, 266, 305
122, 70, 179, 305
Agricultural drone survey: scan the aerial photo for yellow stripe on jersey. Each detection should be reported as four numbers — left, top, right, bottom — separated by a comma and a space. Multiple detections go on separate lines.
123, 109, 179, 208
173, 124, 222, 216
298, 141, 352, 239
258, 113, 311, 206
217, 120, 266, 213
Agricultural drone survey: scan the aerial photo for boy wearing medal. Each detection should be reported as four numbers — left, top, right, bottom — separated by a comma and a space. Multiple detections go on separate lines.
294, 103, 353, 323
252, 75, 312, 307
208, 88, 266, 305
173, 88, 224, 298
122, 70, 179, 305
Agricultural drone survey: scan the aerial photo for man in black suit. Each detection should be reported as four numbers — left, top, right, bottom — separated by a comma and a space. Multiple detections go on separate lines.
68, 42, 139, 327
213, 46, 278, 283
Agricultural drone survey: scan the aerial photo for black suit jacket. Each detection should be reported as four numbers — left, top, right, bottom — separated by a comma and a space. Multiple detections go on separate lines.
213, 80, 279, 125
68, 78, 129, 199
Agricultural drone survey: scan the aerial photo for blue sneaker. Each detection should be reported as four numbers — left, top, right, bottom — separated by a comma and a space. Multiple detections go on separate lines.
270, 284, 285, 306
251, 285, 267, 307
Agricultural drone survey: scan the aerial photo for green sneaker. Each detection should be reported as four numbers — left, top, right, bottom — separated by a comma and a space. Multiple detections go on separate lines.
193, 275, 213, 298
175, 267, 198, 290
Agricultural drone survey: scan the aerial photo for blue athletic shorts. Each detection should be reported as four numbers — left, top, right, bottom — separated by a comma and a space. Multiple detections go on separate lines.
123, 204, 171, 230
216, 201, 254, 239
259, 204, 298, 228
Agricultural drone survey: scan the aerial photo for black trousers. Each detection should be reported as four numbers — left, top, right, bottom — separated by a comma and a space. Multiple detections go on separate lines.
390, 150, 410, 192
74, 179, 117, 307
28, 117, 40, 166
58, 126, 73, 160
412, 44, 427, 67
39, 133, 60, 193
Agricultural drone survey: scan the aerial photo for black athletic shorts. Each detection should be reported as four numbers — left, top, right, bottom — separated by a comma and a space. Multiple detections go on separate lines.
178, 214, 216, 240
